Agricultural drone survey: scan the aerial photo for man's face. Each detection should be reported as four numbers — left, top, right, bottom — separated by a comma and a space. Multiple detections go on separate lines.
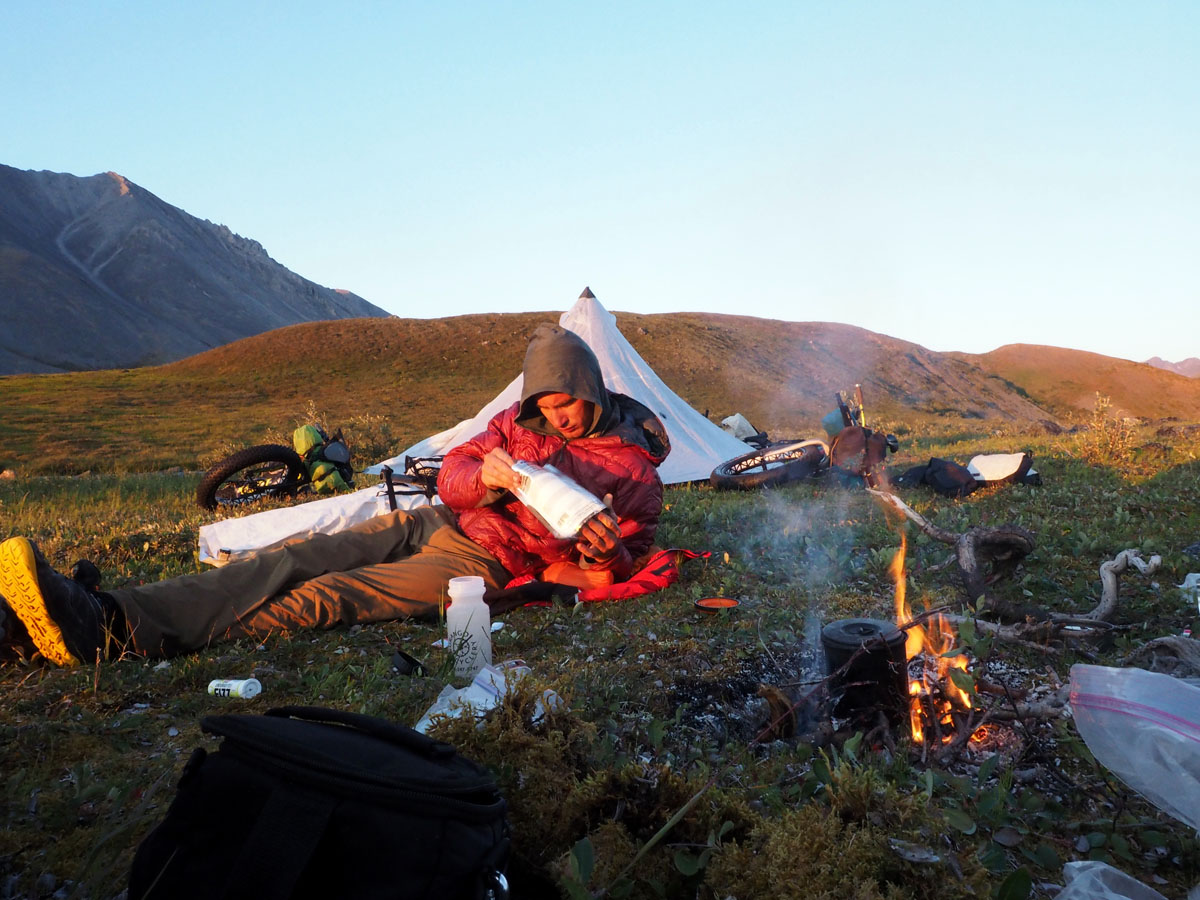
536, 392, 594, 439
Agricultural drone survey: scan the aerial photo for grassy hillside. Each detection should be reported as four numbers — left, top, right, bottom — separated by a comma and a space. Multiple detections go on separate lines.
4, 311, 1200, 478
962, 343, 1200, 421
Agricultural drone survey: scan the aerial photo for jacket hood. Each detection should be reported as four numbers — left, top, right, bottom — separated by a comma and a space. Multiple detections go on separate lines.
517, 324, 617, 438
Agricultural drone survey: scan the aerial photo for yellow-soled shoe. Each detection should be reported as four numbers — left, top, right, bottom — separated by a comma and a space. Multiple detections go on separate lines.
0, 537, 82, 666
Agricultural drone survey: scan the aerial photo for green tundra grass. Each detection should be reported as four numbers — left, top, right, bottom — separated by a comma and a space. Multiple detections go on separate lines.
2, 385, 1200, 898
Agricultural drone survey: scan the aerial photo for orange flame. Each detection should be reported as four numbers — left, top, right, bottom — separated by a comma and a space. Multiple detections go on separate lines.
890, 534, 973, 743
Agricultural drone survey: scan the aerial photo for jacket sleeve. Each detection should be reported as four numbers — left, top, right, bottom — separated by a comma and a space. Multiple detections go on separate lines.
436, 407, 518, 512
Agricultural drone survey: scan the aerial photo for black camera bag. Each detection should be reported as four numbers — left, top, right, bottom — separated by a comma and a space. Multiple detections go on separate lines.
128, 706, 510, 900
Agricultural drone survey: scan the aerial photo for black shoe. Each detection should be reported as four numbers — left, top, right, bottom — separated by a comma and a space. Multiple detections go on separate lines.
72, 559, 103, 593
0, 538, 109, 666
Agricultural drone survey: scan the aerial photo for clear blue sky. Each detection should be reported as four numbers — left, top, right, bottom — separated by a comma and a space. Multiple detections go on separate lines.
4, 2, 1197, 362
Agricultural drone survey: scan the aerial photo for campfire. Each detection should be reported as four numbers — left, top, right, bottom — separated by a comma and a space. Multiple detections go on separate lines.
890, 534, 984, 747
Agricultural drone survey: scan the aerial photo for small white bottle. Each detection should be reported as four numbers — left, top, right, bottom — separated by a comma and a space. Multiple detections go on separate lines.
207, 678, 262, 699
445, 576, 492, 679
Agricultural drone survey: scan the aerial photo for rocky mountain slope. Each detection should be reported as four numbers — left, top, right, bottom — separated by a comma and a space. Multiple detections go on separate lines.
0, 165, 388, 374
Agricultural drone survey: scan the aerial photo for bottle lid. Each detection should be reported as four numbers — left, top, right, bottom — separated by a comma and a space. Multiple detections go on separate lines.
448, 575, 486, 598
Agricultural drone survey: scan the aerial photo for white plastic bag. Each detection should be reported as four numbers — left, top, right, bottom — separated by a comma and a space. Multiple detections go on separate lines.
1053, 861, 1170, 900
1070, 664, 1200, 832
413, 661, 526, 734
413, 659, 562, 734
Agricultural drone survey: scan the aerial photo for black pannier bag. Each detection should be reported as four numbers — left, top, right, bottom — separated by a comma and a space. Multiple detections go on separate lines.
895, 457, 981, 498
129, 706, 510, 900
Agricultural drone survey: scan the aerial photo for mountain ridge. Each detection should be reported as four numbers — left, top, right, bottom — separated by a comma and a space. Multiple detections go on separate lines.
0, 165, 389, 374
1145, 356, 1200, 378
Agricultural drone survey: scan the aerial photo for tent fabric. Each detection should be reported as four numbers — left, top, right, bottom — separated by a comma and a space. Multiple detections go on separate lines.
198, 488, 436, 566
198, 290, 753, 566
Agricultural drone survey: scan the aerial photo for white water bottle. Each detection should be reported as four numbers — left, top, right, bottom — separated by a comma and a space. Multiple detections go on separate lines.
445, 576, 492, 679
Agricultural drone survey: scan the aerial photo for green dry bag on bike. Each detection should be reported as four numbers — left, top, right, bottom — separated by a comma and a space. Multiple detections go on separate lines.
292, 425, 354, 494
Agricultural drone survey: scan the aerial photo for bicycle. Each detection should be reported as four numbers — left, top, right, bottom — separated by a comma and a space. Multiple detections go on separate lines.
709, 388, 897, 490
196, 425, 354, 511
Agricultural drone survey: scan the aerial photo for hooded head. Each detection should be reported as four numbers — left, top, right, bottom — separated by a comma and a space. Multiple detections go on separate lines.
517, 324, 616, 439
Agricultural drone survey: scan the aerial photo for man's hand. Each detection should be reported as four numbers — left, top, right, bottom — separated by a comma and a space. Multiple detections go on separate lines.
480, 447, 521, 492
576, 509, 621, 562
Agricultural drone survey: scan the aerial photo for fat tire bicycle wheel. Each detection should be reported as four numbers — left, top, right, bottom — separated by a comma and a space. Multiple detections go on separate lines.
196, 444, 309, 510
710, 440, 829, 491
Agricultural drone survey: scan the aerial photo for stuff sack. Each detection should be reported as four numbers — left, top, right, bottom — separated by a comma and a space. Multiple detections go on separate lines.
968, 452, 1041, 486
293, 425, 354, 494
128, 706, 510, 900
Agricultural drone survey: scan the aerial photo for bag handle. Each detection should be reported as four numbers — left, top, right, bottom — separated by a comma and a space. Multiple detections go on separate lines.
265, 705, 455, 759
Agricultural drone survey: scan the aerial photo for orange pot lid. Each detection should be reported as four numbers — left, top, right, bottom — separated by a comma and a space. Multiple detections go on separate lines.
695, 597, 740, 613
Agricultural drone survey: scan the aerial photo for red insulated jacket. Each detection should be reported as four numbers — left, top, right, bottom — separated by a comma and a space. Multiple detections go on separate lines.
437, 397, 669, 582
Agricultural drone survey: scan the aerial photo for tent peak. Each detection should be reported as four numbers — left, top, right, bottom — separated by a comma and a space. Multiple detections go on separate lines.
579, 287, 596, 299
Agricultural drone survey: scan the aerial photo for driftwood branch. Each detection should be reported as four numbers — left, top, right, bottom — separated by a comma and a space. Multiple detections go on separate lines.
940, 613, 1065, 653
1079, 549, 1161, 622
867, 490, 1161, 651
984, 684, 1072, 721
867, 489, 1036, 619
1120, 635, 1200, 678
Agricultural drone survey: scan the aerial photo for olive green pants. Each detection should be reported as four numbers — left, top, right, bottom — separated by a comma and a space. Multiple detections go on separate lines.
110, 506, 510, 658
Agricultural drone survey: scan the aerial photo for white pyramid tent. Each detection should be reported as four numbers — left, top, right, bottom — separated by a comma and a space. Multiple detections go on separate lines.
369, 289, 753, 484
198, 289, 752, 564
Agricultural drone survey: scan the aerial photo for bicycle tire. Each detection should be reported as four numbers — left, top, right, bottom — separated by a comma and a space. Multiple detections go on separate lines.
710, 440, 829, 491
196, 444, 309, 510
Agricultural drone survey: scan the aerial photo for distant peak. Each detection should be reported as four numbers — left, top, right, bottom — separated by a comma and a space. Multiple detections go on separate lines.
105, 171, 131, 196
579, 286, 596, 299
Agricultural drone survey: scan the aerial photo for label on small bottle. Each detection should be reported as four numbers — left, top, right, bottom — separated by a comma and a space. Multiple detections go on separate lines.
208, 678, 262, 699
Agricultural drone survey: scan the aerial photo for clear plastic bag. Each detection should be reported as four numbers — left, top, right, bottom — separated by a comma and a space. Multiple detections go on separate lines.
1070, 664, 1200, 832
1054, 861, 1171, 900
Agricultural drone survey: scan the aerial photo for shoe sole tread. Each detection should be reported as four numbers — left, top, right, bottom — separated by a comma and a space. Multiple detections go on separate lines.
0, 538, 79, 666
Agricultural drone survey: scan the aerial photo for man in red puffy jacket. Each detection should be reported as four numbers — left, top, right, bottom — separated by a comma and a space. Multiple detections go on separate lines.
0, 324, 671, 663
